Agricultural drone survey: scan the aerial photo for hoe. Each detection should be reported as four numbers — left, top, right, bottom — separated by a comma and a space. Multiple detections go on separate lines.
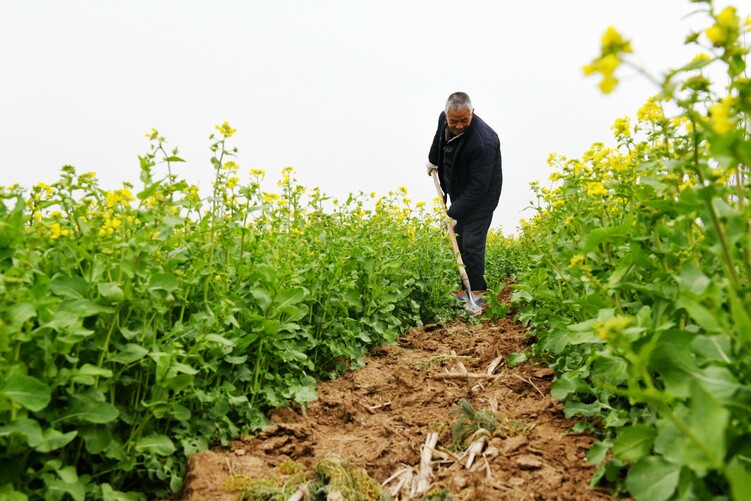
430, 170, 483, 316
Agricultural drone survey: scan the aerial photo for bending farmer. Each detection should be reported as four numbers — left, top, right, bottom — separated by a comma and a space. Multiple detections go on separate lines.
427, 92, 503, 293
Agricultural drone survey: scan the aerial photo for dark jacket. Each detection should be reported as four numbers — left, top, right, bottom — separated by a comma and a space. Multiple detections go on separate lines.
428, 112, 503, 220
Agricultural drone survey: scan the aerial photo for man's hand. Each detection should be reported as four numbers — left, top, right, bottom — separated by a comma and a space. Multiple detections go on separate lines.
426, 162, 438, 176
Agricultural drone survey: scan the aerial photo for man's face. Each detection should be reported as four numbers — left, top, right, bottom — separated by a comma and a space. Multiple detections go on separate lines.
446, 108, 473, 136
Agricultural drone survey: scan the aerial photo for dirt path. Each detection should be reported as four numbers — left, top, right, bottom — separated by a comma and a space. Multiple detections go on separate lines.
176, 293, 613, 500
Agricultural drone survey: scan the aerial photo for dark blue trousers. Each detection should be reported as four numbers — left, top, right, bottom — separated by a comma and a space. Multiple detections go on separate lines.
455, 211, 494, 291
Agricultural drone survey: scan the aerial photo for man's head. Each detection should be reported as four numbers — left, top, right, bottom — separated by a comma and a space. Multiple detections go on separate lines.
445, 92, 473, 136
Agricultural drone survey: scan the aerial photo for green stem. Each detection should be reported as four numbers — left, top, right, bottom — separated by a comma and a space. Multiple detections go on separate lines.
704, 197, 741, 290
658, 402, 721, 468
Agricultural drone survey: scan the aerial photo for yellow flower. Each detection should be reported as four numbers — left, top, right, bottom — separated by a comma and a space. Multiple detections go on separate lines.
35, 182, 54, 198
706, 7, 740, 47
600, 26, 632, 54
214, 275, 221, 281
50, 222, 70, 240
611, 117, 631, 138
613, 155, 630, 172
691, 52, 712, 63
717, 6, 739, 29
705, 25, 726, 45
548, 172, 563, 182
250, 168, 266, 178
594, 316, 633, 340
215, 121, 237, 138
118, 188, 134, 204
227, 177, 239, 189
262, 193, 280, 204
105, 191, 119, 208
708, 96, 735, 134
145, 127, 159, 140
636, 96, 664, 123
568, 254, 586, 269
223, 160, 239, 171
586, 182, 608, 197
584, 54, 621, 94
584, 27, 632, 95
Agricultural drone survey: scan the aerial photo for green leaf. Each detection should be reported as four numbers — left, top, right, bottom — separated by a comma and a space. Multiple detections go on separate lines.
135, 434, 176, 456
592, 354, 628, 385
679, 57, 712, 72
695, 365, 739, 403
109, 343, 149, 364
71, 364, 113, 385
0, 196, 25, 248
675, 294, 722, 332
4, 302, 36, 331
650, 331, 697, 398
148, 273, 179, 292
685, 381, 728, 473
58, 400, 120, 424
728, 288, 751, 346
586, 440, 612, 464
626, 456, 681, 501
98, 282, 125, 302
79, 424, 113, 454
691, 334, 732, 366
675, 265, 711, 296
726, 457, 751, 501
58, 298, 115, 317
251, 287, 272, 313
49, 276, 88, 299
136, 179, 163, 200
550, 371, 589, 400
201, 333, 236, 347
506, 352, 527, 367
43, 465, 86, 501
101, 483, 141, 501
35, 428, 78, 453
0, 483, 28, 501
0, 417, 44, 446
287, 382, 318, 404
613, 425, 657, 464
0, 374, 51, 411
563, 400, 601, 418
582, 219, 631, 252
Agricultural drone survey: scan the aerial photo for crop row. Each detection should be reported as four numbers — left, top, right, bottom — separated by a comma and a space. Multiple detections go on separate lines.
514, 2, 751, 500
0, 125, 524, 499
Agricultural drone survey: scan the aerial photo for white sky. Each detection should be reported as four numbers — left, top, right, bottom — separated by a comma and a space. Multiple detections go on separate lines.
0, 0, 737, 234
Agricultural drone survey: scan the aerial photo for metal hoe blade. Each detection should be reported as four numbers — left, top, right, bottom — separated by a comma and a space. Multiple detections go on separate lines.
454, 290, 484, 316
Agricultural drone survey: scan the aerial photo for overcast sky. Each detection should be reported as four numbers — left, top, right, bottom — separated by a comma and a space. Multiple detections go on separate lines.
0, 0, 736, 234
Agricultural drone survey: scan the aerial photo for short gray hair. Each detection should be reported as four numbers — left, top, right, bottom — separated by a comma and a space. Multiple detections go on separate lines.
445, 92, 473, 114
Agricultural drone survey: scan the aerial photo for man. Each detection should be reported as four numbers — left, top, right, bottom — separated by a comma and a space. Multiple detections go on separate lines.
427, 92, 503, 294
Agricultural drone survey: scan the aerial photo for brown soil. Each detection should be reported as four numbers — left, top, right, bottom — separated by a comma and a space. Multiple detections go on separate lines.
176, 289, 614, 500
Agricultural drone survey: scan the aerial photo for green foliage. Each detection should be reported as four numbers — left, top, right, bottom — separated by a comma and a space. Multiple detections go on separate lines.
232, 457, 385, 501
448, 399, 500, 451
514, 2, 751, 499
485, 228, 528, 286
0, 127, 461, 498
